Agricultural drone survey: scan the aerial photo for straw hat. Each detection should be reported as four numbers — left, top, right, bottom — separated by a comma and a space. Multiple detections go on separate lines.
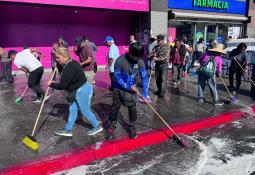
208, 44, 226, 55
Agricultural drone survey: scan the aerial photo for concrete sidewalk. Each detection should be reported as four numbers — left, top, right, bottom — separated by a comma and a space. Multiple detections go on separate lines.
0, 70, 254, 174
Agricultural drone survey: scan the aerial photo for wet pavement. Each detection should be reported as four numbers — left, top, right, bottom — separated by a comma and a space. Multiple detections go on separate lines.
54, 110, 255, 175
0, 70, 255, 170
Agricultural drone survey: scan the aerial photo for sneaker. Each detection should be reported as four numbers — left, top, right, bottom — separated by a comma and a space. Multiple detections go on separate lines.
214, 101, 224, 106
129, 129, 137, 139
87, 126, 103, 136
197, 98, 204, 103
55, 129, 72, 137
106, 127, 114, 140
173, 82, 178, 88
32, 98, 42, 103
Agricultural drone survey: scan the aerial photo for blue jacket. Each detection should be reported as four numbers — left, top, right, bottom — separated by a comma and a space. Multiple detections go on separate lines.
114, 53, 148, 98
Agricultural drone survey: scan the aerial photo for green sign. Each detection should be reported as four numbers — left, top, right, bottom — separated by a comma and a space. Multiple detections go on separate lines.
193, 0, 229, 10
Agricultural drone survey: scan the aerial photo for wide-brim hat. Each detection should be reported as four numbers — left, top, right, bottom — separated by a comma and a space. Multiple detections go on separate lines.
208, 44, 226, 55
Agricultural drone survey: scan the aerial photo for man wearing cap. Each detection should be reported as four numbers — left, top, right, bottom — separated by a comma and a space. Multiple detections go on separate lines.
197, 44, 225, 106
151, 34, 170, 98
105, 36, 120, 91
106, 42, 150, 140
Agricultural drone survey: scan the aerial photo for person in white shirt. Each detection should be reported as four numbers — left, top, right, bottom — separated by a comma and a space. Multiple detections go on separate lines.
9, 48, 46, 103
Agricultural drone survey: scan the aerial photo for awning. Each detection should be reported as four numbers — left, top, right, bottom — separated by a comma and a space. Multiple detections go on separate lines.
172, 11, 248, 23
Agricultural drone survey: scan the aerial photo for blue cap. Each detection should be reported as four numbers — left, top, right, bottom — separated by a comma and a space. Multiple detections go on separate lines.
104, 36, 114, 42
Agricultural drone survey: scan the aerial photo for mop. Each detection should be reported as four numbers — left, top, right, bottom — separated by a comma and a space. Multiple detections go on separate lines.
137, 90, 189, 147
15, 86, 28, 104
22, 67, 57, 151
218, 74, 238, 104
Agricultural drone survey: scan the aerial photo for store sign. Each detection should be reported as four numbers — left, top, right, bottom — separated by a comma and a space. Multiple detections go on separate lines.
0, 0, 149, 12
168, 0, 246, 15
193, 0, 228, 10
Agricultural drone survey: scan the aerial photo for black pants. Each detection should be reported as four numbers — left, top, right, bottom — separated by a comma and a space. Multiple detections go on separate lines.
28, 67, 45, 98
229, 66, 243, 91
110, 72, 115, 91
155, 63, 169, 95
109, 90, 137, 129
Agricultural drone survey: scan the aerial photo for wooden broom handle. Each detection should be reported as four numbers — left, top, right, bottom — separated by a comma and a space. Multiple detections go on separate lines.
21, 86, 28, 98
218, 74, 232, 97
31, 67, 57, 136
136, 90, 180, 138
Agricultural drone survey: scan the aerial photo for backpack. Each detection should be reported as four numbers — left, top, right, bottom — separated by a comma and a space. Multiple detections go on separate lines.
179, 44, 186, 57
199, 56, 216, 78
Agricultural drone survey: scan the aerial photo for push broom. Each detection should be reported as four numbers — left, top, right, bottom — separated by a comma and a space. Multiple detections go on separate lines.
22, 67, 57, 151
15, 86, 28, 104
136, 90, 189, 147
218, 74, 237, 104
234, 57, 255, 87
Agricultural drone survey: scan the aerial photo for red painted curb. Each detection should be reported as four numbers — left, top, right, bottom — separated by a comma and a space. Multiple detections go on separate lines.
1, 105, 254, 175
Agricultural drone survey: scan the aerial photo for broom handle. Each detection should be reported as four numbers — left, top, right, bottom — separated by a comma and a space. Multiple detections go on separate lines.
31, 67, 57, 136
218, 74, 232, 97
21, 86, 28, 98
136, 90, 180, 139
234, 57, 255, 86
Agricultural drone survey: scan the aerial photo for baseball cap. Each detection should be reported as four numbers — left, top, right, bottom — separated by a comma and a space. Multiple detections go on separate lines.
104, 36, 114, 43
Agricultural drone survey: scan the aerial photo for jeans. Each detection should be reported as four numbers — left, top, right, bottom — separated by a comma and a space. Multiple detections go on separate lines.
229, 66, 243, 90
65, 82, 99, 131
198, 73, 219, 102
155, 63, 168, 95
172, 64, 181, 83
2, 61, 13, 83
109, 90, 137, 129
28, 67, 45, 98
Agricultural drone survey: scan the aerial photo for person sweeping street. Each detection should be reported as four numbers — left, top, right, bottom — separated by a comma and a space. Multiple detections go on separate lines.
228, 43, 249, 93
48, 47, 103, 137
10, 48, 47, 103
197, 44, 225, 106
106, 42, 150, 140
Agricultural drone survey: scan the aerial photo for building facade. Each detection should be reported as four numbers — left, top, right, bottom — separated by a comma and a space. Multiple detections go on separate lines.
168, 0, 248, 47
0, 0, 149, 68
247, 0, 255, 38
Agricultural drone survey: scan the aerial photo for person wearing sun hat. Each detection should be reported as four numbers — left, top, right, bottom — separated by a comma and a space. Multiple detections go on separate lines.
197, 44, 226, 106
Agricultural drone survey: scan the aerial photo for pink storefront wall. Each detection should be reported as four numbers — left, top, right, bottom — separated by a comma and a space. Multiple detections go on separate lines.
4, 46, 129, 70
0, 0, 149, 12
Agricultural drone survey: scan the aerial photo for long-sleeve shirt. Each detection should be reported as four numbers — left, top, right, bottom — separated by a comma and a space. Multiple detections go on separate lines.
228, 49, 249, 69
50, 60, 86, 92
151, 44, 170, 63
114, 53, 148, 98
199, 52, 222, 74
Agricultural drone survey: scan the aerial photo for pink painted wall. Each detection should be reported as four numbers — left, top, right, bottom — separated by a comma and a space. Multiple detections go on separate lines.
0, 3, 144, 69
4, 46, 128, 70
0, 0, 149, 12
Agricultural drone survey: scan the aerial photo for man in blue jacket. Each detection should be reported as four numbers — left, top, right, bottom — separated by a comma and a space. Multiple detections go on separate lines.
107, 42, 150, 140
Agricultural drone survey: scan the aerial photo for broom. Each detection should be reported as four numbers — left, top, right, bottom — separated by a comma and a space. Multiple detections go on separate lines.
233, 57, 255, 86
218, 74, 237, 104
15, 86, 28, 104
136, 90, 189, 147
22, 67, 57, 151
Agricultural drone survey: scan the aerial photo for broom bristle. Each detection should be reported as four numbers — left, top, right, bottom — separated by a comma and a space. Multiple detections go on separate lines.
15, 97, 22, 104
22, 135, 39, 151
230, 96, 237, 104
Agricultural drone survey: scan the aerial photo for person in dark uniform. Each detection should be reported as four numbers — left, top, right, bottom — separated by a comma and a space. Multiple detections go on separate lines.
106, 42, 150, 140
